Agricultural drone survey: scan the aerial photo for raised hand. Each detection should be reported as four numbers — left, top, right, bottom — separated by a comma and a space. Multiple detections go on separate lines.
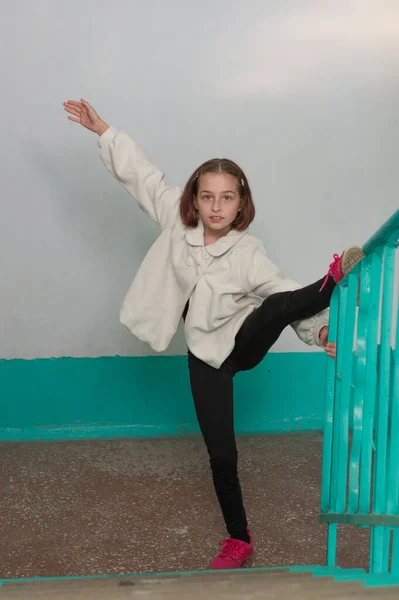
63, 99, 109, 136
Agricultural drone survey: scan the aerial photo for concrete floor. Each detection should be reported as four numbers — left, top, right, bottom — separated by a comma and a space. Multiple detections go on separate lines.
0, 433, 369, 578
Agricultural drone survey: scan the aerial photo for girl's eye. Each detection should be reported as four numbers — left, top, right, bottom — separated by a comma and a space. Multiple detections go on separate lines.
224, 196, 232, 201
203, 195, 212, 200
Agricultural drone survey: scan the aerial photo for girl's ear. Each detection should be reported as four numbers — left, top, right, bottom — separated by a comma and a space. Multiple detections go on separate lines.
193, 194, 198, 210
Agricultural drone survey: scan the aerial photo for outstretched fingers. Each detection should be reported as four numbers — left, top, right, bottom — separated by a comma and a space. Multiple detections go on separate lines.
80, 98, 94, 110
63, 100, 82, 108
64, 104, 81, 117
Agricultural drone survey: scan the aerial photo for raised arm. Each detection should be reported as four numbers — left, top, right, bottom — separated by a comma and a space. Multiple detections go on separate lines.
63, 99, 181, 228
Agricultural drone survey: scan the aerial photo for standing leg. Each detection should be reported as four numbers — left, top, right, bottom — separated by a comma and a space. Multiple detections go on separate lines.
188, 351, 248, 541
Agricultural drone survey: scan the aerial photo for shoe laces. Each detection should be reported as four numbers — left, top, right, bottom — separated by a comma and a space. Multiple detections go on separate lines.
320, 253, 340, 291
219, 537, 248, 560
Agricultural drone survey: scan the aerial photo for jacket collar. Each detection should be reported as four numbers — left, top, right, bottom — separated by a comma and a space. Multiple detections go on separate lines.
184, 220, 248, 257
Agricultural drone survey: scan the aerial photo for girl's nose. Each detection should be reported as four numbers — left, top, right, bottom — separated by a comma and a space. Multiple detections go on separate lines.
212, 200, 222, 212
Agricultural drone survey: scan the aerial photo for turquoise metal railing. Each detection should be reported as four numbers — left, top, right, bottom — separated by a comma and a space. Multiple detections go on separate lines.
320, 209, 399, 581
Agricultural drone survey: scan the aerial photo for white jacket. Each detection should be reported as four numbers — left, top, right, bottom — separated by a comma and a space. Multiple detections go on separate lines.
98, 127, 329, 368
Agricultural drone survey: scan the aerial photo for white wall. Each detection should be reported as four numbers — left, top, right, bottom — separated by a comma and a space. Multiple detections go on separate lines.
1, 0, 398, 359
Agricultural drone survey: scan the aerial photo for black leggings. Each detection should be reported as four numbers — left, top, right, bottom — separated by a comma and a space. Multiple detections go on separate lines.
188, 276, 335, 541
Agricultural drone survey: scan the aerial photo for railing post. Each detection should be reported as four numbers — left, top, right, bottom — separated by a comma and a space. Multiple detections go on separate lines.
319, 209, 399, 579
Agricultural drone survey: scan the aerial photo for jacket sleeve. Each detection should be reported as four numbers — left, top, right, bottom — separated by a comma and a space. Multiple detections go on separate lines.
245, 244, 330, 347
97, 127, 182, 229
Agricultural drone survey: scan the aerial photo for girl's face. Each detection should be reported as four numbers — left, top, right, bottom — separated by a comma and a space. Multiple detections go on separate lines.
194, 172, 242, 239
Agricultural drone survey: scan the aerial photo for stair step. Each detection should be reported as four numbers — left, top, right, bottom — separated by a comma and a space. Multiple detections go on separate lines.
1, 570, 399, 599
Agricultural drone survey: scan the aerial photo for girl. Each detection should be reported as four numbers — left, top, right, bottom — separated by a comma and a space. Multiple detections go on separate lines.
63, 98, 363, 570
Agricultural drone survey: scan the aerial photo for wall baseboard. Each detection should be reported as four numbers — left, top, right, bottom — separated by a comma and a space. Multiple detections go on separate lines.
0, 353, 327, 442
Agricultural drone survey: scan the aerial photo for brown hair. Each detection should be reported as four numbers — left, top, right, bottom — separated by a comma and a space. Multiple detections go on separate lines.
179, 158, 255, 230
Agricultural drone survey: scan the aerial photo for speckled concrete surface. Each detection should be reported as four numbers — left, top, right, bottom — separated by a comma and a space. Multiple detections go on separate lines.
0, 433, 369, 578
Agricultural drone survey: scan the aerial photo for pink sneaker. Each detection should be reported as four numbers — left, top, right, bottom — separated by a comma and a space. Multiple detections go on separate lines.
210, 530, 253, 570
320, 246, 364, 291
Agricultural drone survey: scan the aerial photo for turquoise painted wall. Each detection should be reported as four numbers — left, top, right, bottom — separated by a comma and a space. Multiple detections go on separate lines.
0, 353, 327, 442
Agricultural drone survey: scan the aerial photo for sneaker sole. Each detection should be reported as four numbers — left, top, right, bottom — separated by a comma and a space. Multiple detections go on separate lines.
341, 246, 365, 277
